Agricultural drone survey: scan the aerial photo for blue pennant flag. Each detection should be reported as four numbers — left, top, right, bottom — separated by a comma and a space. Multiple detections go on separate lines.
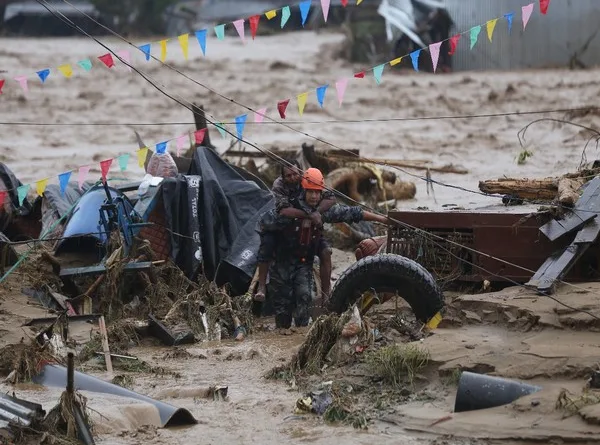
58, 171, 71, 196
37, 69, 50, 83
504, 12, 514, 34
281, 6, 291, 28
299, 1, 311, 27
410, 49, 422, 71
316, 85, 329, 108
373, 64, 385, 84
139, 44, 151, 61
156, 142, 167, 154
195, 30, 207, 55
235, 114, 248, 140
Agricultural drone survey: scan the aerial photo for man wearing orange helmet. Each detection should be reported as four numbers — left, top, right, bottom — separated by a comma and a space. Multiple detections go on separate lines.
261, 167, 389, 333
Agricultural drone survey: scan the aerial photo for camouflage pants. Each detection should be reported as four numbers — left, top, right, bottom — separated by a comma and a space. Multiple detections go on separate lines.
268, 259, 313, 329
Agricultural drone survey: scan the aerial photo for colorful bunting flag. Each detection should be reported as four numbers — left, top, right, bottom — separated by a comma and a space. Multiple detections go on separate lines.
265, 10, 277, 20
118, 153, 130, 172
540, 0, 550, 15
194, 129, 207, 145
281, 6, 291, 28
0, 80, 5, 94
297, 93, 308, 116
100, 159, 112, 183
14, 76, 28, 93
196, 30, 207, 55
235, 114, 248, 140
522, 3, 534, 29
37, 69, 50, 83
448, 34, 461, 55
354, 71, 365, 79
486, 19, 498, 42
176, 135, 187, 157
156, 142, 168, 154
58, 65, 73, 78
117, 50, 132, 72
504, 12, 514, 33
17, 185, 29, 207
341, 0, 348, 5
357, 0, 363, 4
372, 64, 385, 83
278, 99, 290, 119
249, 15, 260, 39
77, 59, 92, 72
215, 123, 227, 138
215, 24, 226, 40
335, 78, 348, 107
78, 166, 90, 190
255, 108, 267, 123
139, 44, 152, 61
36, 178, 48, 196
321, 0, 331, 22
316, 85, 328, 108
159, 40, 168, 62
233, 19, 246, 43
410, 50, 421, 71
98, 53, 115, 68
137, 148, 148, 168
299, 1, 311, 27
390, 57, 402, 66
469, 26, 481, 49
58, 171, 71, 196
429, 42, 442, 73
0, 191, 6, 207
178, 34, 189, 60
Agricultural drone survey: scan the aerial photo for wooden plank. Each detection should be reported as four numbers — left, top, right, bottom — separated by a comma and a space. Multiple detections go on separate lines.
60, 261, 152, 278
98, 315, 113, 373
575, 218, 600, 244
532, 244, 586, 294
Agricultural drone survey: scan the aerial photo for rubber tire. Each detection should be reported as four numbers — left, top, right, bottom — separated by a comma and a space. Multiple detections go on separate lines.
328, 253, 444, 323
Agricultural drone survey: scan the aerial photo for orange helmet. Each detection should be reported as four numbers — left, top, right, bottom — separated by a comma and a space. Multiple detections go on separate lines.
301, 168, 325, 191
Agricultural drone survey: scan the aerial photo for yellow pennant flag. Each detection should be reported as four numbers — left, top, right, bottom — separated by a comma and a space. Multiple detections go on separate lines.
357, 0, 363, 4
137, 147, 148, 168
178, 34, 189, 60
36, 178, 49, 196
57, 64, 73, 78
390, 57, 403, 66
297, 92, 308, 116
486, 19, 498, 42
265, 9, 277, 19
160, 39, 168, 62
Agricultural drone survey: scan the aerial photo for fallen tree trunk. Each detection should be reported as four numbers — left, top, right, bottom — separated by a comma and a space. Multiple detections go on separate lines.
327, 154, 469, 175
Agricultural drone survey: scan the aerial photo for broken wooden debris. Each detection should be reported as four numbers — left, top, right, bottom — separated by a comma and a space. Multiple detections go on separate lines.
24, 314, 100, 327
59, 261, 152, 278
327, 154, 469, 175
148, 314, 195, 347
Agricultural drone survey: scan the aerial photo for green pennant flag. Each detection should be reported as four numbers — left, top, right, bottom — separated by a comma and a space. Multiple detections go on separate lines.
470, 25, 481, 49
118, 153, 130, 171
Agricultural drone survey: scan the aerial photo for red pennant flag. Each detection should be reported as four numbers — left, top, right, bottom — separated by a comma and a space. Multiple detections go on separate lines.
448, 34, 461, 55
194, 129, 206, 145
341, 0, 348, 5
277, 99, 290, 119
0, 79, 5, 94
540, 0, 550, 14
354, 71, 365, 79
98, 53, 115, 68
0, 191, 6, 207
100, 159, 112, 183
249, 15, 260, 39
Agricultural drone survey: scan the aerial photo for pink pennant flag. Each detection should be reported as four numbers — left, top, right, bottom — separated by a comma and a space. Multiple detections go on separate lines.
98, 53, 115, 68
522, 3, 534, 29
233, 19, 245, 43
255, 108, 267, 123
117, 50, 132, 72
176, 134, 187, 157
78, 166, 90, 191
194, 129, 206, 145
321, 0, 331, 22
14, 76, 28, 93
100, 159, 112, 183
335, 78, 348, 107
429, 42, 442, 73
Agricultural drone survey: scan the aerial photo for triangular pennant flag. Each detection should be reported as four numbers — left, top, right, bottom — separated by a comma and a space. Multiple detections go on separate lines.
17, 185, 29, 207
178, 34, 189, 60
78, 166, 90, 190
195, 30, 207, 55
486, 19, 498, 42
98, 53, 115, 68
37, 69, 50, 83
100, 159, 112, 183
77, 59, 92, 72
118, 153, 130, 172
540, 0, 550, 15
522, 3, 534, 29
36, 178, 48, 196
156, 142, 168, 154
341, 0, 348, 5
0, 80, 5, 94
14, 76, 28, 93
281, 6, 291, 28
469, 26, 481, 49
448, 34, 461, 55
265, 10, 277, 20
335, 78, 348, 107
58, 64, 73, 78
354, 71, 365, 79
58, 171, 71, 196
278, 99, 290, 119
214, 24, 226, 40
504, 12, 514, 33
233, 19, 245, 43
0, 191, 7, 207
390, 57, 403, 66
316, 85, 328, 108
357, 0, 363, 4
249, 15, 260, 39
299, 1, 311, 27
215, 123, 227, 138
235, 114, 248, 140
410, 50, 421, 71
195, 129, 207, 145
373, 64, 385, 83
116, 50, 132, 72
321, 0, 331, 22
176, 135, 187, 157
429, 42, 442, 73
137, 148, 148, 168
297, 92, 308, 116
255, 108, 267, 123
139, 44, 151, 61
159, 40, 168, 62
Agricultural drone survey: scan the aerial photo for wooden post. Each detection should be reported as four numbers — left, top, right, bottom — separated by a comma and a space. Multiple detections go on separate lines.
98, 316, 113, 373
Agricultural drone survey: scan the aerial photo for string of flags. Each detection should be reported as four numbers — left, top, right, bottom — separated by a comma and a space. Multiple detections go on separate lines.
0, 0, 364, 95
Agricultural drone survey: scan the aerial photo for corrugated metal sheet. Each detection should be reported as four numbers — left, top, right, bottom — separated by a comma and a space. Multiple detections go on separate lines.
444, 0, 600, 71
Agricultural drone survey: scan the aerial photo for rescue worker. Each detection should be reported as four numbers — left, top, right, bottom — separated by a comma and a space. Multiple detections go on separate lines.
255, 160, 336, 302
264, 168, 389, 333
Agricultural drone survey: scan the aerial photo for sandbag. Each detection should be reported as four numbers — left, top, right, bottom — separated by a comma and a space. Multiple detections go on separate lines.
146, 152, 178, 178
